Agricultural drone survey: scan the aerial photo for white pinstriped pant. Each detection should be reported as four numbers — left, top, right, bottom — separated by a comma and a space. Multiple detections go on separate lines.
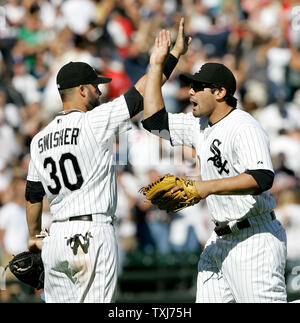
196, 213, 287, 303
41, 215, 118, 303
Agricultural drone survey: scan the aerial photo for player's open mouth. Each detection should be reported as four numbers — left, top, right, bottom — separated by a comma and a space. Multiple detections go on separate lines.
191, 100, 198, 108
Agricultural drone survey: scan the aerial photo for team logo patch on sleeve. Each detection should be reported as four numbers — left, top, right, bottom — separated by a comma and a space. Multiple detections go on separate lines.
207, 139, 229, 175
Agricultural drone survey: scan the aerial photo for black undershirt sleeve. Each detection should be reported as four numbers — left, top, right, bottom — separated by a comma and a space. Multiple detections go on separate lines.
141, 108, 170, 140
124, 87, 144, 118
245, 169, 274, 195
25, 180, 45, 203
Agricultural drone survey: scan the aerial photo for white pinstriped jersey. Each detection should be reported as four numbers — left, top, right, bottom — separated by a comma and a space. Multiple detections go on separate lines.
168, 109, 276, 223
27, 95, 130, 222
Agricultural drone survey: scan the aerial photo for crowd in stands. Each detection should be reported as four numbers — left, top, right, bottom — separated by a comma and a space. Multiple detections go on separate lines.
0, 0, 299, 301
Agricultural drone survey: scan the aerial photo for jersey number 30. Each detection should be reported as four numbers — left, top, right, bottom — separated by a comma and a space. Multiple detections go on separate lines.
44, 153, 84, 194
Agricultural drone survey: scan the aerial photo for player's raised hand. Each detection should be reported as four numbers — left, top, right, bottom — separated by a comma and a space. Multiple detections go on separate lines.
171, 17, 192, 58
150, 29, 171, 67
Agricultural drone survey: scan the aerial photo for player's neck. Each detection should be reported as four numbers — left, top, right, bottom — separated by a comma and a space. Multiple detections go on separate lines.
62, 102, 87, 113
208, 104, 235, 126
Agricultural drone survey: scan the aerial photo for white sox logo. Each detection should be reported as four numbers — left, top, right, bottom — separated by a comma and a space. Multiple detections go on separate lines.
207, 139, 229, 175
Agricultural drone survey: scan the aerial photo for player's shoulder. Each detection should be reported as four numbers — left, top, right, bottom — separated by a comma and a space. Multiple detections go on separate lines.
231, 109, 262, 128
168, 111, 201, 131
30, 118, 57, 145
88, 95, 126, 114
230, 109, 270, 142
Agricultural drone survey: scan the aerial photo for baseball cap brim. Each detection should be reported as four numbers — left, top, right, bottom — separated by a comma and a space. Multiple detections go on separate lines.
93, 76, 112, 84
179, 73, 212, 85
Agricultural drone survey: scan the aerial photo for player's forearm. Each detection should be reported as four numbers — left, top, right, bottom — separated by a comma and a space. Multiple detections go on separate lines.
26, 200, 43, 238
170, 47, 183, 60
134, 72, 167, 99
144, 65, 165, 119
196, 173, 260, 198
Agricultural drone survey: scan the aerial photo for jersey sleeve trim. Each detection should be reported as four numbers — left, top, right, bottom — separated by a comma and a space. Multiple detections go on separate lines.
142, 108, 170, 140
245, 169, 274, 195
124, 87, 143, 118
25, 180, 45, 203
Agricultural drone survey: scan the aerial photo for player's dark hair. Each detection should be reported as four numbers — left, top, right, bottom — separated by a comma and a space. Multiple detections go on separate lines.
210, 87, 237, 108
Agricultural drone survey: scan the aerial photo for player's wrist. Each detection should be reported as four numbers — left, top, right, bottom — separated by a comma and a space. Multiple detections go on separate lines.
162, 53, 178, 79
170, 48, 181, 59
149, 64, 164, 73
195, 180, 211, 199
171, 37, 191, 58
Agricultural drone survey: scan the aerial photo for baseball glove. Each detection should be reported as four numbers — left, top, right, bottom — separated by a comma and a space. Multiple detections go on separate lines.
8, 251, 44, 290
139, 174, 201, 213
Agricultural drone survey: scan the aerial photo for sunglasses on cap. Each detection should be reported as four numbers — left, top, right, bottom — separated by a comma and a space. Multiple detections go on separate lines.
190, 82, 219, 92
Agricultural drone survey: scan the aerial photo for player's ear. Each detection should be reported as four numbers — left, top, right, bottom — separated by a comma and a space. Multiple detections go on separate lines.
78, 85, 86, 97
215, 87, 227, 100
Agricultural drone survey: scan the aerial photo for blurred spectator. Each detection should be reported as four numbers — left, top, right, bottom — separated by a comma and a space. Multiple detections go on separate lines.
133, 169, 171, 255
61, 0, 96, 35
169, 201, 213, 253
30, 52, 51, 93
161, 75, 181, 113
256, 96, 300, 142
201, 0, 221, 18
270, 150, 299, 205
242, 0, 282, 38
0, 88, 21, 130
266, 36, 291, 104
132, 196, 156, 254
285, 44, 300, 102
16, 2, 49, 70
0, 174, 29, 270
4, 0, 26, 27
276, 189, 300, 261
106, 7, 135, 59
0, 103, 21, 174
192, 16, 231, 59
12, 60, 41, 105
270, 130, 300, 177
188, 1, 212, 34
115, 167, 139, 272
104, 60, 132, 99
38, 0, 57, 30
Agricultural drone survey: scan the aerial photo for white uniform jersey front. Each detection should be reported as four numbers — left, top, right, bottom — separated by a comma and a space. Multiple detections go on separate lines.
27, 96, 130, 222
168, 109, 276, 223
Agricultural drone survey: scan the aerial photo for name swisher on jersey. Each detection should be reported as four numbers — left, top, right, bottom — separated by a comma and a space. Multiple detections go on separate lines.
38, 128, 80, 153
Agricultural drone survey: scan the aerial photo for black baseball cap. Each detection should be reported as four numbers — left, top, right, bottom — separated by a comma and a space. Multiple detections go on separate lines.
56, 61, 112, 90
179, 63, 236, 95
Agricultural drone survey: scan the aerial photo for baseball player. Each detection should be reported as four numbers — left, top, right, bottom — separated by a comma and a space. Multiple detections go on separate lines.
142, 19, 287, 302
24, 22, 190, 303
